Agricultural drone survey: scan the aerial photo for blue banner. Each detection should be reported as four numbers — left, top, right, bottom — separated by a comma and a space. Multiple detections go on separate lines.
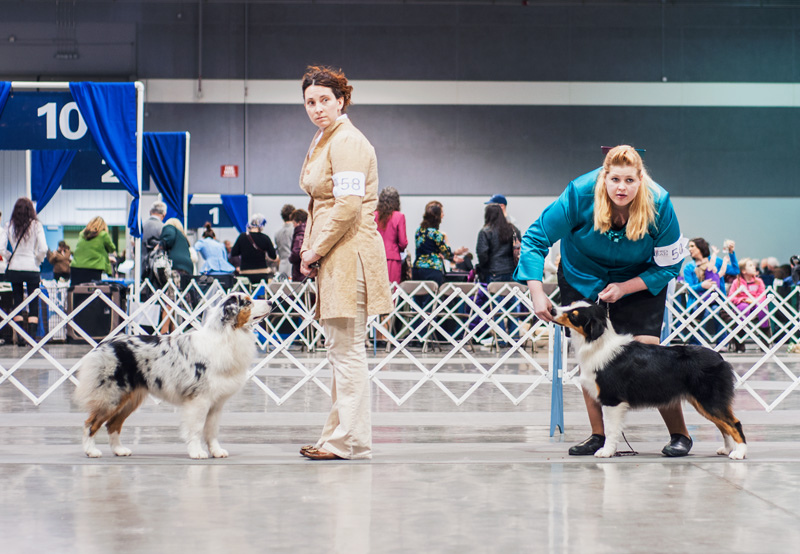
69, 82, 140, 237
144, 132, 186, 222
221, 194, 249, 233
31, 150, 77, 211
0, 91, 98, 150
0, 82, 10, 119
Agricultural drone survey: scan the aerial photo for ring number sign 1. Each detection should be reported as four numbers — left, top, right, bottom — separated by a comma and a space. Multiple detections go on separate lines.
37, 102, 88, 140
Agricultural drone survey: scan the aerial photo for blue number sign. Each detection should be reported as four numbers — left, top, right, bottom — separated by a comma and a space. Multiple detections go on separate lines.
0, 91, 97, 150
60, 150, 151, 191
188, 203, 234, 229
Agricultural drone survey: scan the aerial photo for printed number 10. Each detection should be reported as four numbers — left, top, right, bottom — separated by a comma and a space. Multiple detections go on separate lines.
37, 102, 88, 140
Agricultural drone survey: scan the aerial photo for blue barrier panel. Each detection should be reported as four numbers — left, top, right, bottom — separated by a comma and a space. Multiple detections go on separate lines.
550, 326, 564, 436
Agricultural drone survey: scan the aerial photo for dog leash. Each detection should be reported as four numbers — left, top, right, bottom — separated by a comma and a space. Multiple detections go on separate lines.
301, 261, 320, 283
614, 432, 639, 456
595, 297, 611, 319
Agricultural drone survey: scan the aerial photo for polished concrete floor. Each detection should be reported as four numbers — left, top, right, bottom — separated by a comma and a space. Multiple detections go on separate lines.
1, 344, 800, 553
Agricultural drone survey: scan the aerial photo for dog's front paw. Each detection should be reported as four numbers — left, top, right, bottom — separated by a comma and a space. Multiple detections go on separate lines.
85, 448, 103, 458
113, 446, 132, 457
189, 448, 209, 459
210, 447, 229, 459
594, 447, 616, 458
716, 445, 732, 456
729, 444, 747, 460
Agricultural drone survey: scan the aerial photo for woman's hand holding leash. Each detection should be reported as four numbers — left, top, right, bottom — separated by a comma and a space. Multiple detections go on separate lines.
598, 283, 626, 303
528, 280, 554, 322
598, 277, 647, 303
300, 249, 321, 279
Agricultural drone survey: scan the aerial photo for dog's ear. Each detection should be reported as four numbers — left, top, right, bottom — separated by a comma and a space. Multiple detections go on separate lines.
585, 316, 606, 342
219, 294, 241, 326
581, 305, 607, 342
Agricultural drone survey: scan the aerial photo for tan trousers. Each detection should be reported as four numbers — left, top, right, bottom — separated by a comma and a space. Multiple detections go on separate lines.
316, 257, 372, 459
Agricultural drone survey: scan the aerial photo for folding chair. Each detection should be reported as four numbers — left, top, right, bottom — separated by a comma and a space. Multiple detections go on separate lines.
427, 282, 484, 352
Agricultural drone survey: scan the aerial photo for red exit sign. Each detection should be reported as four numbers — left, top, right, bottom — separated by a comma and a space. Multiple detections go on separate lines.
221, 165, 239, 178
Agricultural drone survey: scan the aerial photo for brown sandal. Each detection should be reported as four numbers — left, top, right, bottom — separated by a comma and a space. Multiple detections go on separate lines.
300, 447, 342, 460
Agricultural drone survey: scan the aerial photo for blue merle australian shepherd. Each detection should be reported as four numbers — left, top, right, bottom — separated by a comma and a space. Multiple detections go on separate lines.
552, 301, 747, 460
75, 292, 271, 459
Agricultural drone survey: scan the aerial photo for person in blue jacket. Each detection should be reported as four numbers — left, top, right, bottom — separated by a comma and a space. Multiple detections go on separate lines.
194, 222, 235, 275
683, 237, 739, 307
515, 145, 693, 457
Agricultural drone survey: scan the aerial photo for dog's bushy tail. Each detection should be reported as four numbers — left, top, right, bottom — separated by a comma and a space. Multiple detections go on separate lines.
685, 351, 736, 413
74, 348, 113, 412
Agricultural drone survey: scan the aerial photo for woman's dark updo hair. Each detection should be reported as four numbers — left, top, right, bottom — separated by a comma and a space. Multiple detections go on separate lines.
301, 65, 353, 112
690, 237, 710, 258
420, 201, 443, 230
202, 222, 216, 239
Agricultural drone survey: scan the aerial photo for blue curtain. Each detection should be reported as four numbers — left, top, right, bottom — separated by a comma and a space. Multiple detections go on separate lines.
0, 82, 10, 117
31, 150, 77, 211
221, 195, 249, 233
68, 82, 140, 237
143, 132, 186, 223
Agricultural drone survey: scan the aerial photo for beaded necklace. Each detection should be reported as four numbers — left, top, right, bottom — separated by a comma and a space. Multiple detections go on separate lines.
604, 226, 627, 243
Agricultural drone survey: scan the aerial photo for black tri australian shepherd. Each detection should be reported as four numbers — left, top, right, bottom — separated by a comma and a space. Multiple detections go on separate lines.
75, 292, 271, 459
551, 301, 746, 460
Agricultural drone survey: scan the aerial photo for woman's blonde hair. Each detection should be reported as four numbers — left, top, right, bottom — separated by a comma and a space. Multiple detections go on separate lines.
165, 218, 187, 238
84, 216, 108, 238
593, 145, 657, 241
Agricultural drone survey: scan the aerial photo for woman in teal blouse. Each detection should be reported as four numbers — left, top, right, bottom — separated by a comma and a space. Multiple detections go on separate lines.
515, 145, 692, 457
70, 216, 116, 285
411, 201, 467, 285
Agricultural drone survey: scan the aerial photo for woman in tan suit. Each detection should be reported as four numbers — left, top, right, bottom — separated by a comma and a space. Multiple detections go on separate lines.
298, 66, 392, 460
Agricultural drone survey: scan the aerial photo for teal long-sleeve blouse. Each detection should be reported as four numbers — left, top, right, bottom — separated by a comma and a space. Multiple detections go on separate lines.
513, 168, 686, 300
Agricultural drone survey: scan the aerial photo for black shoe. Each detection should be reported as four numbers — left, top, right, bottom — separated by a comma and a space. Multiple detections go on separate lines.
662, 433, 693, 457
568, 434, 605, 456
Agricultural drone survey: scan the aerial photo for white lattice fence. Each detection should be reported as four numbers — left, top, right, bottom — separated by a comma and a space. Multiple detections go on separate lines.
1, 279, 799, 410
